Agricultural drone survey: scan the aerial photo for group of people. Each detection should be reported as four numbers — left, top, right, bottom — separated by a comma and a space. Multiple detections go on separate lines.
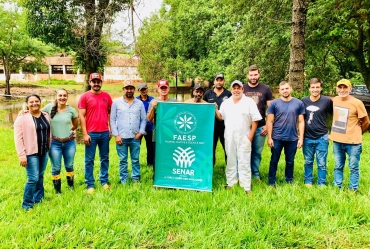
14, 67, 369, 210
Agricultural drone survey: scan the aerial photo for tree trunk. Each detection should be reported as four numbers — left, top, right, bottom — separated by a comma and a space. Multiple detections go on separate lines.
289, 0, 308, 93
2, 55, 11, 97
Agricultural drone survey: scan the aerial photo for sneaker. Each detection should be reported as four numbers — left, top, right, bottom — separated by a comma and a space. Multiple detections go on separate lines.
245, 190, 252, 195
102, 184, 110, 190
87, 188, 95, 194
305, 184, 313, 188
225, 185, 232, 190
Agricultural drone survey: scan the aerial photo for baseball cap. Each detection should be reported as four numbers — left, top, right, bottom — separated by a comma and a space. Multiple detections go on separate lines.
89, 72, 103, 82
231, 80, 243, 88
123, 80, 135, 88
138, 83, 148, 91
214, 74, 224, 80
337, 79, 352, 87
193, 84, 204, 91
157, 79, 169, 88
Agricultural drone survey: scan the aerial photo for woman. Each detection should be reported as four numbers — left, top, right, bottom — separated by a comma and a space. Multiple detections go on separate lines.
14, 94, 51, 211
42, 88, 78, 194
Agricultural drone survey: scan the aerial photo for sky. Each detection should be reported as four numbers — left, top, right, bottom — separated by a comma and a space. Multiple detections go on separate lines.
112, 0, 163, 45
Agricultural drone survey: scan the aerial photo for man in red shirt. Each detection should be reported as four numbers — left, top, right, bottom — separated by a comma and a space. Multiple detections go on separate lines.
78, 73, 113, 194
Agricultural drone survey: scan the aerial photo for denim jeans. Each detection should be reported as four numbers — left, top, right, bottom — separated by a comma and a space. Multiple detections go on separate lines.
116, 138, 141, 183
251, 126, 267, 178
333, 142, 362, 190
49, 139, 76, 176
302, 134, 329, 185
84, 131, 110, 189
23, 153, 49, 210
268, 139, 298, 186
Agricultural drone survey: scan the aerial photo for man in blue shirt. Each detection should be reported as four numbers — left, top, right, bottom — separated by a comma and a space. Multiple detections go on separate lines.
136, 83, 155, 166
267, 81, 305, 187
111, 81, 147, 184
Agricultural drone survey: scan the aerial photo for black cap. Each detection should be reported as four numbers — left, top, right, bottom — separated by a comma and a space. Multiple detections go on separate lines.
214, 74, 224, 80
193, 84, 204, 90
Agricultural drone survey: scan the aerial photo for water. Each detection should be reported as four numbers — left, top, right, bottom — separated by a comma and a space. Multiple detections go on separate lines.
1, 90, 191, 124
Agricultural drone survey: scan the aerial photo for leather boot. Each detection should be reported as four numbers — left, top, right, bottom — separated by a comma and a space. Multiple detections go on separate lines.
53, 179, 62, 194
66, 172, 74, 188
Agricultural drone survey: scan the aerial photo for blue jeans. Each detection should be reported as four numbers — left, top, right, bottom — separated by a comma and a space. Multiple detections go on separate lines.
251, 126, 267, 178
268, 139, 298, 186
333, 142, 362, 190
49, 139, 76, 176
23, 153, 49, 210
116, 138, 141, 183
84, 131, 110, 189
303, 134, 329, 185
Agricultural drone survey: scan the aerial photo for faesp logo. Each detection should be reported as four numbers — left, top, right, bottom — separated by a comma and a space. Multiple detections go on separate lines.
174, 112, 197, 134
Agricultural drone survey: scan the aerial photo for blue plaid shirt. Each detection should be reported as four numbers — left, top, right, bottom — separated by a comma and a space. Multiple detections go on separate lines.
110, 97, 147, 138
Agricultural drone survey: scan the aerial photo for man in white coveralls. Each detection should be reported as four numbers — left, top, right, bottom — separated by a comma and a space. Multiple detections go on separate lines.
215, 80, 261, 194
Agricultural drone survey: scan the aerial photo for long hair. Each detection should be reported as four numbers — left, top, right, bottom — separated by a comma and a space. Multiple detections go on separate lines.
50, 88, 68, 119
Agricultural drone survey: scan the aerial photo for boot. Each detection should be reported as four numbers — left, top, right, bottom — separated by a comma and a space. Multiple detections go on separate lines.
53, 179, 62, 194
66, 171, 74, 189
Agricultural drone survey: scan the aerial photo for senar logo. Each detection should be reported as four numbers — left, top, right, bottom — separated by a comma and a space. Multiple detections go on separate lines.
174, 112, 197, 134
172, 147, 195, 176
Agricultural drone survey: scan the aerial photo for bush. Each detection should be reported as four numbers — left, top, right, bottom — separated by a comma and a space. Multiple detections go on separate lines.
38, 79, 78, 85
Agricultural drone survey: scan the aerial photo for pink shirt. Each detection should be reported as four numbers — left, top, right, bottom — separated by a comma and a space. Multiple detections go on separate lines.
78, 91, 112, 133
14, 112, 51, 160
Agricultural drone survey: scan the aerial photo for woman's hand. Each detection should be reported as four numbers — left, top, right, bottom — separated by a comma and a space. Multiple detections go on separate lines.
20, 158, 27, 167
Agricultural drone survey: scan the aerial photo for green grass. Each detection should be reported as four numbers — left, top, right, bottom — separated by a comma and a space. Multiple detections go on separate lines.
1, 127, 370, 248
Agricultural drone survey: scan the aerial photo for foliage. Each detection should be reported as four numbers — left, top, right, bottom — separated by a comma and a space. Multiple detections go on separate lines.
2, 125, 370, 247
38, 79, 78, 85
0, 2, 51, 96
22, 0, 133, 91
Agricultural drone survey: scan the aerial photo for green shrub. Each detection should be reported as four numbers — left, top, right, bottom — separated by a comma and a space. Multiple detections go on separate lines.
38, 79, 78, 85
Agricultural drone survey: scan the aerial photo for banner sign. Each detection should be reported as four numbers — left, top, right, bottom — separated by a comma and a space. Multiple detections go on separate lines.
154, 102, 215, 192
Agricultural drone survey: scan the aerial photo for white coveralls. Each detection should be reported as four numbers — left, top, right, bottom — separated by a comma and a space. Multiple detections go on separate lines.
219, 95, 262, 191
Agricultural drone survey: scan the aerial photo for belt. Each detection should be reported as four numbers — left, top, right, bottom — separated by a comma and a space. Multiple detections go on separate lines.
52, 135, 75, 143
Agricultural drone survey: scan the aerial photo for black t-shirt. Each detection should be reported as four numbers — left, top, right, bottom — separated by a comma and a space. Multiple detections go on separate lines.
301, 95, 333, 139
203, 88, 231, 127
243, 83, 273, 127
32, 114, 50, 155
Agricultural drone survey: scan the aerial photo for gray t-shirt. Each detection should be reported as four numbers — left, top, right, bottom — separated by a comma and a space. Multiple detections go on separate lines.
42, 103, 78, 138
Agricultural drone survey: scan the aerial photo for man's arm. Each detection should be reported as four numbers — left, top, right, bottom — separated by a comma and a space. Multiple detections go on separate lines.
297, 114, 305, 148
147, 100, 157, 122
266, 113, 274, 148
360, 116, 370, 134
248, 121, 258, 142
79, 109, 91, 146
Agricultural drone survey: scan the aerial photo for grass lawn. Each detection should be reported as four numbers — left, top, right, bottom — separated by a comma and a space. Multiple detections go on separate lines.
1, 124, 370, 248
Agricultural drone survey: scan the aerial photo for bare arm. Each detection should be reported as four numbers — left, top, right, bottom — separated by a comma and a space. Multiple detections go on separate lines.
71, 117, 78, 131
297, 114, 305, 149
248, 121, 258, 142
360, 116, 370, 134
79, 109, 91, 145
147, 100, 157, 122
267, 113, 274, 148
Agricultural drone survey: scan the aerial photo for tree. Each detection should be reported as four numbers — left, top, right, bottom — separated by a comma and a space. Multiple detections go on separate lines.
289, 0, 308, 92
0, 3, 50, 96
22, 0, 133, 91
307, 0, 370, 87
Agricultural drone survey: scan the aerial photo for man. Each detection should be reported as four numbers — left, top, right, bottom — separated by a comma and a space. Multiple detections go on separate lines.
215, 80, 261, 194
136, 82, 155, 166
243, 65, 273, 180
78, 72, 113, 194
301, 78, 333, 187
329, 79, 369, 191
147, 79, 177, 177
203, 74, 232, 165
266, 81, 305, 187
185, 84, 207, 103
111, 81, 147, 184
